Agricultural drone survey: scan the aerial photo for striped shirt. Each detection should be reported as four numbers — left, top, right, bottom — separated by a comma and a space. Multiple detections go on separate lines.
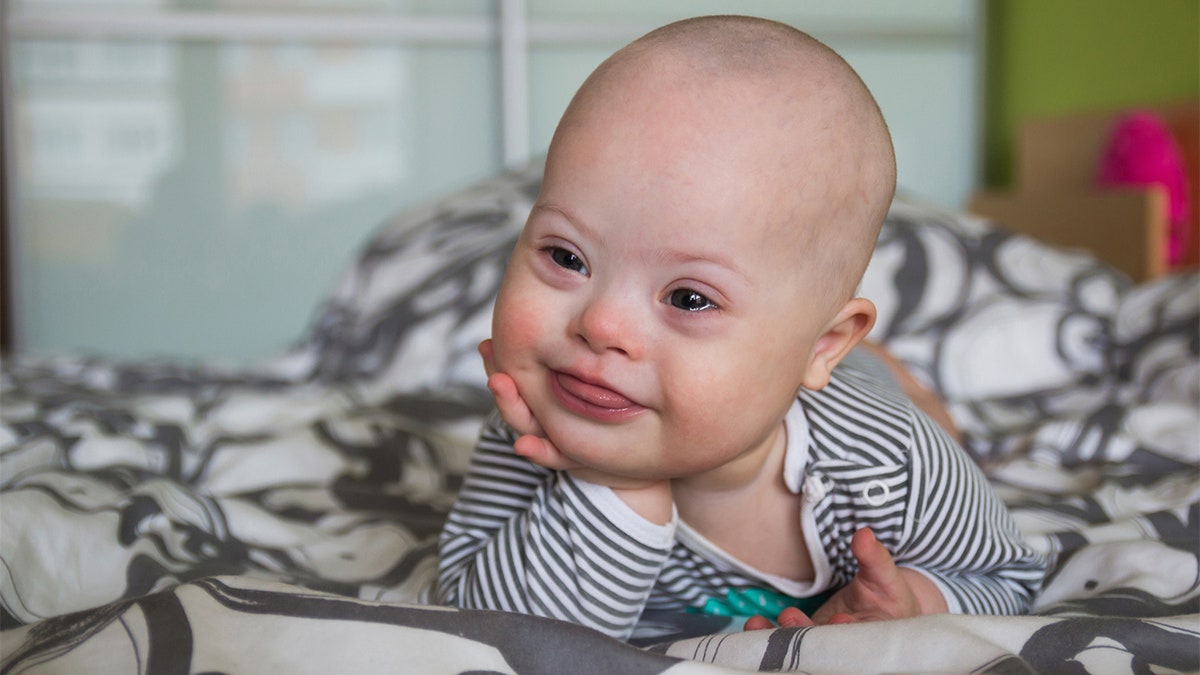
436, 365, 1047, 640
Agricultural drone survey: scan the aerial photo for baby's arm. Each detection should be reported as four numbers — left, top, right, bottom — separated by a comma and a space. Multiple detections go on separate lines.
435, 414, 676, 640
745, 408, 1044, 630
890, 411, 1046, 615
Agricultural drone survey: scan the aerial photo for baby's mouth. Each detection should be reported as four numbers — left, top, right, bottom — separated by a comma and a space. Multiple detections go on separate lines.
550, 371, 646, 422
555, 372, 636, 409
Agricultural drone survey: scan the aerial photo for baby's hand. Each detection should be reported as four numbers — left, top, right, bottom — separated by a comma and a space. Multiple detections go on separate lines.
479, 340, 578, 472
743, 528, 947, 630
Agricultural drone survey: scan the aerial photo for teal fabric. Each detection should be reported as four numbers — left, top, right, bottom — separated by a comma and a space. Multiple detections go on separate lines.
689, 588, 833, 623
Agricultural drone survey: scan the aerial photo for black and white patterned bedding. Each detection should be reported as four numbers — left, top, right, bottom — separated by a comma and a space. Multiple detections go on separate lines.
2, 165, 1198, 674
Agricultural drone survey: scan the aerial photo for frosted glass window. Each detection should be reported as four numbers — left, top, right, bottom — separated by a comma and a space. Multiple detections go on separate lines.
13, 0, 491, 13
10, 38, 501, 362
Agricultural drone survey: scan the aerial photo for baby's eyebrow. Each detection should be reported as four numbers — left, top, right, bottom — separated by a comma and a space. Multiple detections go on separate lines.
649, 247, 749, 285
529, 203, 595, 238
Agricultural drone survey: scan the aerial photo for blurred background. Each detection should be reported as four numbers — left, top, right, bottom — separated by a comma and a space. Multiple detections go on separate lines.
2, 0, 1197, 363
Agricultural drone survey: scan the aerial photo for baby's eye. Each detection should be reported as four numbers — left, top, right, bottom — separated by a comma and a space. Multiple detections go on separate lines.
668, 288, 716, 312
548, 247, 588, 275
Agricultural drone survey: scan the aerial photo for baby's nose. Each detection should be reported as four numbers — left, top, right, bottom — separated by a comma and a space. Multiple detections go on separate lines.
573, 293, 642, 358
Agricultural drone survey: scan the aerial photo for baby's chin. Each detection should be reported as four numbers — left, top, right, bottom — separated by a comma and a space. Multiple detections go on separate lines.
538, 418, 635, 469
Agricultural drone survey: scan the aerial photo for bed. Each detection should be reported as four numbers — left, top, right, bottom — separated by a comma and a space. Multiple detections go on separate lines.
3, 116, 1199, 671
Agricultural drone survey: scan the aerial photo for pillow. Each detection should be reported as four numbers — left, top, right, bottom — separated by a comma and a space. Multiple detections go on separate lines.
862, 198, 1129, 460
292, 165, 539, 399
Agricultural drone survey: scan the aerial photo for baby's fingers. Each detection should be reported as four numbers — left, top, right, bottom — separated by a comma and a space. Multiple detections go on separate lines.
743, 608, 815, 632
513, 434, 579, 472
479, 340, 543, 436
478, 339, 497, 377
850, 529, 896, 577
777, 607, 816, 628
743, 615, 775, 631
487, 372, 543, 437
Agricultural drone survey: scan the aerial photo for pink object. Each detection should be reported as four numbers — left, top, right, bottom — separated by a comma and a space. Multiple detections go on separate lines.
1096, 110, 1192, 266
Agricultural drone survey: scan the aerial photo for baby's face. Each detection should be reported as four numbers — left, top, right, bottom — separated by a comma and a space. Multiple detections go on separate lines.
490, 92, 839, 482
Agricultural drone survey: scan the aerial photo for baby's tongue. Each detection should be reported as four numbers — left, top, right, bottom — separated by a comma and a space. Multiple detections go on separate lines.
558, 373, 635, 409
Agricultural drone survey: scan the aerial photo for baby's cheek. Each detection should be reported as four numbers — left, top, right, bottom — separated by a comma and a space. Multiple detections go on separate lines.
491, 288, 547, 372
661, 358, 791, 465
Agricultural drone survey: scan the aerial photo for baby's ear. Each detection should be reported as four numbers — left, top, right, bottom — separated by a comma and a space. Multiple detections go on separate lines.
801, 298, 877, 391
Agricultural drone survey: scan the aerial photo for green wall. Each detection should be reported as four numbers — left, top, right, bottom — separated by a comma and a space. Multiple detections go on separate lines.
984, 0, 1200, 186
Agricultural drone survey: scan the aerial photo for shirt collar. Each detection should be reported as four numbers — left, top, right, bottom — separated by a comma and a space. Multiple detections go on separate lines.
782, 397, 810, 494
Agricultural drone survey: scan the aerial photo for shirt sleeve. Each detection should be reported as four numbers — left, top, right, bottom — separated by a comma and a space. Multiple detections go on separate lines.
435, 412, 677, 639
895, 411, 1048, 615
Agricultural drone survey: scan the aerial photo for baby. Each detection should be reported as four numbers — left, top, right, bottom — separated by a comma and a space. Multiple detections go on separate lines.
436, 15, 1045, 640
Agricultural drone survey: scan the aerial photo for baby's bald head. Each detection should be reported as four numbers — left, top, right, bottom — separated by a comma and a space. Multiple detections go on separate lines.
550, 16, 896, 311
